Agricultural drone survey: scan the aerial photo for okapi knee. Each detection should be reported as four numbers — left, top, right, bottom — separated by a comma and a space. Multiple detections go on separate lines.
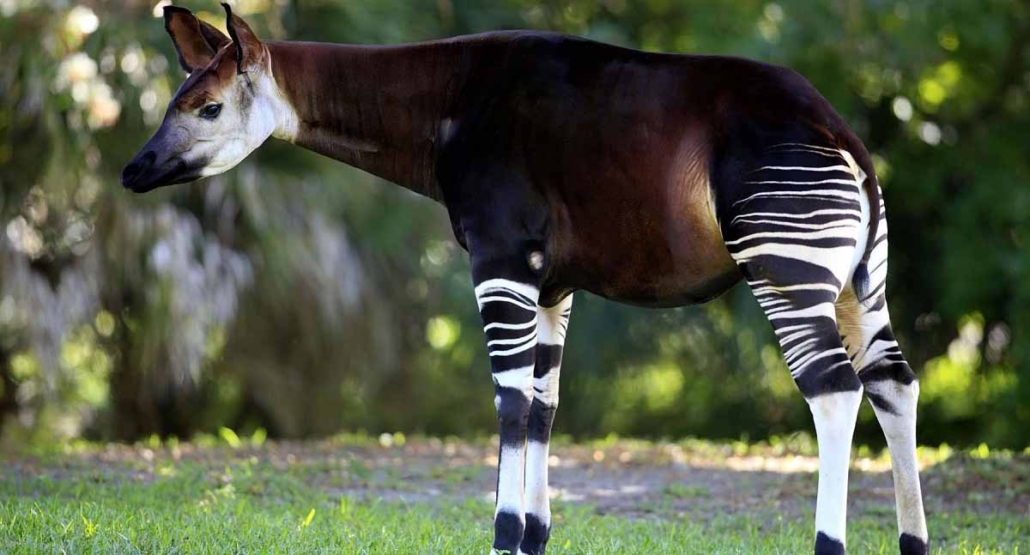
526, 397, 557, 444
859, 358, 918, 417
495, 385, 532, 439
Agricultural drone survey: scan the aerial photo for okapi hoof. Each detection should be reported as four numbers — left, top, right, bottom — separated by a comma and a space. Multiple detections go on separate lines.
814, 532, 846, 555
492, 511, 525, 555
899, 533, 929, 555
519, 513, 549, 554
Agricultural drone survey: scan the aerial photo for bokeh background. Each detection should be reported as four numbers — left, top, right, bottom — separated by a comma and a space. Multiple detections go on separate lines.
1, 0, 1027, 449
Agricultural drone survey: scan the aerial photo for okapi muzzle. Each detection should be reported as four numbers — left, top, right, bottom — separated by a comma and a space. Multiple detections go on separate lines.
121, 120, 206, 193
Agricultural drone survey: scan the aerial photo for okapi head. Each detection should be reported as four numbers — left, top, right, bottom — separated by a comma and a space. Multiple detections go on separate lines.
121, 4, 289, 192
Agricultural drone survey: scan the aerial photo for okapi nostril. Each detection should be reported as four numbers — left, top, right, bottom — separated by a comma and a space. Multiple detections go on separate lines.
121, 151, 156, 187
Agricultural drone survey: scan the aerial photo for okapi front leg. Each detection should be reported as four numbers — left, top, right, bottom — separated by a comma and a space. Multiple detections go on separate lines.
521, 294, 573, 555
474, 277, 540, 555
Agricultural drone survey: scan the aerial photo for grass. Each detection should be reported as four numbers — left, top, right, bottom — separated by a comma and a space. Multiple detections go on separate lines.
0, 436, 1027, 554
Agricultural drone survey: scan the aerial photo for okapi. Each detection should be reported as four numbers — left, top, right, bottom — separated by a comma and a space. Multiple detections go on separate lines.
122, 5, 928, 555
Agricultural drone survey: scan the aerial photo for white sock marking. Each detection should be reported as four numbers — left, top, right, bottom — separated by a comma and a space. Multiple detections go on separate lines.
868, 381, 928, 541
809, 389, 863, 546
495, 444, 528, 517
524, 440, 551, 524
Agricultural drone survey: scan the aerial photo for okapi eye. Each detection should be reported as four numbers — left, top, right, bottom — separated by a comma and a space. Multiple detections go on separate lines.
199, 103, 223, 120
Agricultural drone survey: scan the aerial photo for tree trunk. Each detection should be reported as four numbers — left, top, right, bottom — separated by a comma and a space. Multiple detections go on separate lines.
0, 345, 18, 432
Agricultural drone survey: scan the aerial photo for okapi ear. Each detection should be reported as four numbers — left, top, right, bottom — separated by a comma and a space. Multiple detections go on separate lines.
163, 6, 219, 73
198, 19, 231, 52
222, 3, 265, 74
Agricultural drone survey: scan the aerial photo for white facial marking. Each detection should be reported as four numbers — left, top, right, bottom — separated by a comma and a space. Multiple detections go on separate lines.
197, 67, 286, 176
163, 51, 299, 182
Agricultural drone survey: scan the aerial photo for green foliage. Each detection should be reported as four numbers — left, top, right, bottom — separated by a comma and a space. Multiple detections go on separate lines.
0, 1, 1027, 447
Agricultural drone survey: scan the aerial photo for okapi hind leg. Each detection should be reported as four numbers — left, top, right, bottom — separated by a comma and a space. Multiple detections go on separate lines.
740, 271, 863, 555
721, 143, 871, 554
521, 294, 573, 555
835, 205, 928, 555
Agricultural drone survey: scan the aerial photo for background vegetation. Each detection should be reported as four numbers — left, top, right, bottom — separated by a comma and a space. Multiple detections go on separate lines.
1, 0, 1027, 449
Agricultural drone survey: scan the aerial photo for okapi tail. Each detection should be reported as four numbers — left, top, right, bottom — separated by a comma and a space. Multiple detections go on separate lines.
840, 131, 880, 303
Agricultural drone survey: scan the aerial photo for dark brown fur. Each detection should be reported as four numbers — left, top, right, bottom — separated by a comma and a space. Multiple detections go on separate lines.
264, 32, 875, 307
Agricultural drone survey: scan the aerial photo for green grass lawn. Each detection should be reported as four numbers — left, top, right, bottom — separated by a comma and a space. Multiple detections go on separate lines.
1, 436, 1026, 554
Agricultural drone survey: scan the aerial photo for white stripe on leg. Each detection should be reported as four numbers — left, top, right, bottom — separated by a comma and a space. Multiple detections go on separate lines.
495, 443, 529, 517
524, 440, 550, 521
494, 365, 536, 400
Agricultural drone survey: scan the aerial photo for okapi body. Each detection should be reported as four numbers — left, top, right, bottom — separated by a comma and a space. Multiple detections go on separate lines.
122, 6, 928, 555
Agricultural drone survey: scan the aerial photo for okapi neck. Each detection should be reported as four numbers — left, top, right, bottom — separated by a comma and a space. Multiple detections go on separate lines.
266, 39, 462, 201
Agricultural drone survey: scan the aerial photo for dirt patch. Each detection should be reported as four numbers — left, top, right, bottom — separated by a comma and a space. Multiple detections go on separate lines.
3, 438, 1027, 522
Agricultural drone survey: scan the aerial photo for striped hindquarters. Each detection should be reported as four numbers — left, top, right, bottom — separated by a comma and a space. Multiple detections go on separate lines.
721, 142, 870, 395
